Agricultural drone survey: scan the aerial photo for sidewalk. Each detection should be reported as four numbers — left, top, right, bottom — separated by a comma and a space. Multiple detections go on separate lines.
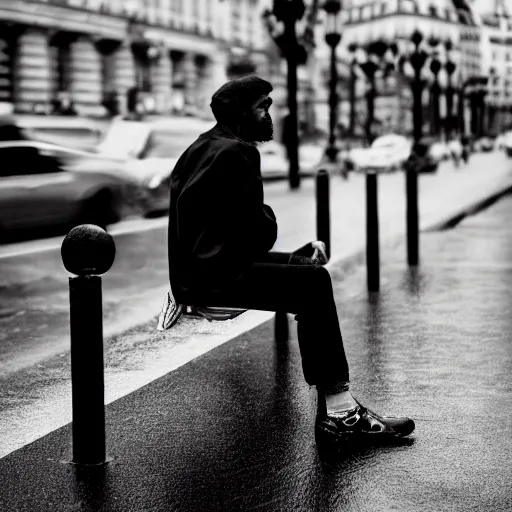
1, 189, 511, 511
1, 151, 512, 460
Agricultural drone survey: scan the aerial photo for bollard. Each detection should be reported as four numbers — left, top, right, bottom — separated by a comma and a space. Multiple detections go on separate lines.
406, 168, 419, 266
366, 170, 380, 292
316, 169, 331, 260
61, 224, 116, 466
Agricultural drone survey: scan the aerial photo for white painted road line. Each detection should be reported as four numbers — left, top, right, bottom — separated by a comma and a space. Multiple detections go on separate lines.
0, 216, 169, 260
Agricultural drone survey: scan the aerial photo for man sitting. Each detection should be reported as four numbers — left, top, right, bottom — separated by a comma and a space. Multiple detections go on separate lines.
165, 76, 415, 441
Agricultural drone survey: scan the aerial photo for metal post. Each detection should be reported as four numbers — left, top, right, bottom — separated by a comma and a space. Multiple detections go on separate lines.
285, 22, 300, 190
458, 86, 465, 136
365, 79, 375, 144
362, 67, 380, 289
325, 43, 339, 163
407, 74, 422, 266
69, 275, 106, 465
406, 169, 419, 266
61, 224, 116, 466
470, 91, 478, 139
349, 59, 356, 136
316, 169, 331, 259
366, 170, 379, 292
446, 85, 454, 136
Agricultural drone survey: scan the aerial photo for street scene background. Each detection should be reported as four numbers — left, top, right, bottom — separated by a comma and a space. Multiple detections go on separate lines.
1, 0, 512, 510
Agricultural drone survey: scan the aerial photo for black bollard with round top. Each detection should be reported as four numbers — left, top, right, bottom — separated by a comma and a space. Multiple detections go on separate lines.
316, 169, 331, 260
61, 224, 116, 466
366, 168, 380, 292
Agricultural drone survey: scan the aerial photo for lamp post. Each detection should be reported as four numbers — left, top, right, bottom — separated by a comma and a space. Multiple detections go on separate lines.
428, 37, 442, 137
323, 0, 342, 164
348, 43, 358, 136
398, 29, 429, 266
262, 1, 307, 190
477, 78, 489, 138
357, 40, 397, 145
444, 40, 457, 137
354, 40, 396, 292
465, 76, 488, 141
486, 68, 497, 135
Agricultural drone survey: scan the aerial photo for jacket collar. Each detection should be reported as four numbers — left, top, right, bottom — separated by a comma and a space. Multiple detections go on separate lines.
199, 123, 256, 146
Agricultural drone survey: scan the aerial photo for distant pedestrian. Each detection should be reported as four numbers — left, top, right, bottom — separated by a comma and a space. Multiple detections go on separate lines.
163, 76, 415, 442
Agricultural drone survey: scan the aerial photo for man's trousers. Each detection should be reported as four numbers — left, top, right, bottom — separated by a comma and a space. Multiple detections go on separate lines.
180, 251, 350, 394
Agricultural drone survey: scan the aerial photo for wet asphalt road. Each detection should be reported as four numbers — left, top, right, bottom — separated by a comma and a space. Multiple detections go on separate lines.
1, 193, 511, 511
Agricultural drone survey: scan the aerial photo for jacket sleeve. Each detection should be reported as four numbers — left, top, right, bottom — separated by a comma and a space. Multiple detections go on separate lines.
215, 142, 278, 256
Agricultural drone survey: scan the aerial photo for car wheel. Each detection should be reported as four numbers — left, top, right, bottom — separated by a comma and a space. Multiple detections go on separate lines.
506, 148, 512, 158
75, 189, 119, 230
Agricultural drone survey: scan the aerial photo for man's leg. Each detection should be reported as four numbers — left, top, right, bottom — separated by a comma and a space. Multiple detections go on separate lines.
190, 256, 349, 393
185, 253, 415, 439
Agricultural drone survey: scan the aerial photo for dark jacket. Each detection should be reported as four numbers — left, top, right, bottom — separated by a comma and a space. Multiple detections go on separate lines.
168, 124, 278, 302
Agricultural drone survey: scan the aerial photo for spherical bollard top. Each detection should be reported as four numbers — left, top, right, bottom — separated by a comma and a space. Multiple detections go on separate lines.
61, 224, 116, 276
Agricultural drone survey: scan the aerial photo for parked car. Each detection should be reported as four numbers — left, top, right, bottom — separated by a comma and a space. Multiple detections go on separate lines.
0, 140, 138, 239
93, 116, 215, 213
427, 140, 451, 163
348, 133, 412, 173
15, 115, 105, 151
474, 136, 495, 152
257, 140, 325, 179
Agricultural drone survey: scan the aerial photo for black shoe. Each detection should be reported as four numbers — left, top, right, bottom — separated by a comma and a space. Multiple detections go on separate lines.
316, 396, 415, 440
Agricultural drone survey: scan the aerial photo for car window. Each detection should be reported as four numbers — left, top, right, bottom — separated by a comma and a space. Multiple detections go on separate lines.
0, 146, 51, 177
141, 130, 199, 159
96, 121, 150, 158
26, 127, 100, 150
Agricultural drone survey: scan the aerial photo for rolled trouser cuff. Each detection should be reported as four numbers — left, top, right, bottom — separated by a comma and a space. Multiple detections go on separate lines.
316, 380, 350, 395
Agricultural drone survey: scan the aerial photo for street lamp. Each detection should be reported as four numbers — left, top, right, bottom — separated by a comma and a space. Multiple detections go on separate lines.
350, 39, 397, 292
398, 29, 429, 266
486, 68, 497, 135
427, 37, 441, 137
262, 0, 307, 190
444, 39, 457, 138
464, 75, 488, 141
323, 0, 342, 164
347, 43, 358, 137
357, 40, 397, 144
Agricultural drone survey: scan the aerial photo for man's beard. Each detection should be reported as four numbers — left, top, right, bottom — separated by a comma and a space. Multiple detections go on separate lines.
244, 114, 273, 143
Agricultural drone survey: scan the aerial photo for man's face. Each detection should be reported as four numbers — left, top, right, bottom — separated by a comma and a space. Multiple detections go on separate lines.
243, 95, 274, 143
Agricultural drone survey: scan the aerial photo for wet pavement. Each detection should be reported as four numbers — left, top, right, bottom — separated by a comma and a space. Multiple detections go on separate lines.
1, 192, 512, 510
3, 151, 512, 459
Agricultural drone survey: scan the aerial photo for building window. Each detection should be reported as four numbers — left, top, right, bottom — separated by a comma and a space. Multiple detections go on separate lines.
0, 36, 15, 104
429, 5, 438, 17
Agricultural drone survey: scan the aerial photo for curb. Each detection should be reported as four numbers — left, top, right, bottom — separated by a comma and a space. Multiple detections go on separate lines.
423, 182, 512, 232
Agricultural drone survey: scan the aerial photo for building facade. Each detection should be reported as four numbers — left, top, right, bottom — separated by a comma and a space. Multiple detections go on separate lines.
0, 0, 272, 117
479, 2, 512, 133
